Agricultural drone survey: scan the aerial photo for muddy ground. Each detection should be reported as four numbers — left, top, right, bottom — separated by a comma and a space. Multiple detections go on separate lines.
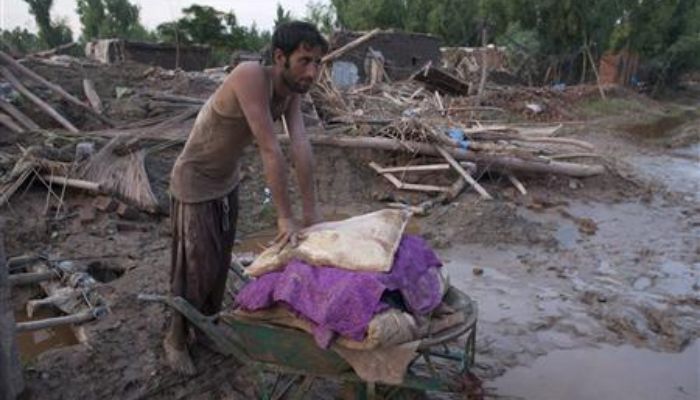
4, 84, 699, 399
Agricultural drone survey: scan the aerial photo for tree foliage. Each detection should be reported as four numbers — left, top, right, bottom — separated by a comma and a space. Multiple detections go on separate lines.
76, 0, 150, 41
327, 0, 699, 85
155, 5, 271, 66
22, 0, 73, 48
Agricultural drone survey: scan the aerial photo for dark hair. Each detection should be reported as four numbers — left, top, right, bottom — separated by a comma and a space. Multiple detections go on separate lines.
272, 21, 328, 57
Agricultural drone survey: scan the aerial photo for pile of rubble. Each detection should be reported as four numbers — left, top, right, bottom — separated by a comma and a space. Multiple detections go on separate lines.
1, 31, 607, 218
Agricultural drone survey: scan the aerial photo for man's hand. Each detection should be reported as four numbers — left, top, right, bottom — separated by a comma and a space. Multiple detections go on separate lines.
271, 217, 303, 252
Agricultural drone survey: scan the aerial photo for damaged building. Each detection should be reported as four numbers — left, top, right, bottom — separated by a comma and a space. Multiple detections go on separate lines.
328, 30, 441, 88
85, 39, 211, 71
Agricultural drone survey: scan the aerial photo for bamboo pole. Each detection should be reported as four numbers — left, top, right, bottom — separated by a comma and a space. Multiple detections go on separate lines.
0, 50, 114, 126
0, 67, 79, 133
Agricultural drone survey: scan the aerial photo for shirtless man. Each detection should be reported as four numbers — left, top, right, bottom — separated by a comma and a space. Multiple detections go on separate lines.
165, 22, 328, 374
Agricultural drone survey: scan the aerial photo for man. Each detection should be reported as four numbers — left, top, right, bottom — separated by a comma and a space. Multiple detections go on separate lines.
165, 21, 328, 375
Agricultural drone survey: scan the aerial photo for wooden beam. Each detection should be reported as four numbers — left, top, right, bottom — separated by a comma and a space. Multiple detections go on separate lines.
0, 67, 79, 133
322, 29, 381, 64
0, 112, 24, 133
0, 50, 115, 126
280, 134, 606, 178
0, 98, 40, 131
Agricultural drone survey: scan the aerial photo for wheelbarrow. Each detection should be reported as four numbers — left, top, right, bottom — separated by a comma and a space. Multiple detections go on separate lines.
139, 278, 478, 399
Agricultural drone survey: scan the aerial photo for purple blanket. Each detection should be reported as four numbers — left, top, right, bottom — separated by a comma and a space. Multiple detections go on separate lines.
235, 235, 443, 347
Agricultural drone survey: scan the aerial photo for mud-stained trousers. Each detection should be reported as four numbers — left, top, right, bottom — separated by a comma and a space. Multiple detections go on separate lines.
170, 187, 239, 317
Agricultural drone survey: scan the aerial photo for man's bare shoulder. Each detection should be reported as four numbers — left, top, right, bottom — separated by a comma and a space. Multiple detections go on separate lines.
227, 62, 268, 89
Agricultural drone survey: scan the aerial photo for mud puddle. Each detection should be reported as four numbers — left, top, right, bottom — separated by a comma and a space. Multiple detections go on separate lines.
14, 307, 79, 364
490, 340, 699, 400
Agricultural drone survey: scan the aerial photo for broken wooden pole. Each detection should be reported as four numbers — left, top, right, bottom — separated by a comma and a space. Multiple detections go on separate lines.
322, 29, 381, 64
369, 162, 451, 193
15, 307, 106, 333
507, 174, 528, 195
8, 270, 58, 286
0, 112, 25, 133
41, 175, 102, 193
0, 229, 25, 400
0, 98, 40, 131
434, 144, 493, 199
287, 134, 605, 178
0, 67, 79, 133
0, 50, 115, 127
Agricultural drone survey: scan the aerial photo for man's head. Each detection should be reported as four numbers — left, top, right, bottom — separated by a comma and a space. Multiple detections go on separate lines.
272, 21, 328, 94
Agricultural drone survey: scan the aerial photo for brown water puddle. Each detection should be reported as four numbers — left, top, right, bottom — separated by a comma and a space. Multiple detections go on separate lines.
491, 341, 699, 400
14, 307, 79, 363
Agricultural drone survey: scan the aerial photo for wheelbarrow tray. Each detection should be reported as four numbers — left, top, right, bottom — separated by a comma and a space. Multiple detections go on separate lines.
141, 286, 477, 394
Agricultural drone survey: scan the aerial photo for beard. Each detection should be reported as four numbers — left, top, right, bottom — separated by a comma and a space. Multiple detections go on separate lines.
282, 63, 313, 94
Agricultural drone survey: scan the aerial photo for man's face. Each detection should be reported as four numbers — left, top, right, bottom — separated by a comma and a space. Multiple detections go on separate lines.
278, 43, 324, 94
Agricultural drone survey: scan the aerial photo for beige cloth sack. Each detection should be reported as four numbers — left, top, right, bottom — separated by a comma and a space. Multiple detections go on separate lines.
245, 209, 411, 277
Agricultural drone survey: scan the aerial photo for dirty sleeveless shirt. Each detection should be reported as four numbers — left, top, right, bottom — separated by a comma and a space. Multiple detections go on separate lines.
169, 81, 289, 203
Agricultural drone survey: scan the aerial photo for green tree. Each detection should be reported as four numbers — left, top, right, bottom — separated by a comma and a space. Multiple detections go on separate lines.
76, 0, 149, 41
305, 1, 337, 35
274, 3, 293, 27
0, 28, 44, 55
76, 0, 104, 40
23, 0, 72, 48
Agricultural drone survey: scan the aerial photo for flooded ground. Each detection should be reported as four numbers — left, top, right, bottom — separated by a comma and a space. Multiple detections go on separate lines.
492, 341, 699, 400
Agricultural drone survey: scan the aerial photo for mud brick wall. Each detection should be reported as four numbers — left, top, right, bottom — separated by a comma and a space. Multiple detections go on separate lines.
123, 42, 211, 71
330, 31, 442, 82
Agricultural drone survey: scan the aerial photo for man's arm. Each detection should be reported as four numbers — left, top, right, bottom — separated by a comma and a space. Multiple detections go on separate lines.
231, 64, 297, 244
284, 95, 320, 227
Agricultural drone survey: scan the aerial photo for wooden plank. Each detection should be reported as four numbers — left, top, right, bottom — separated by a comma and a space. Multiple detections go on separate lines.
0, 67, 79, 133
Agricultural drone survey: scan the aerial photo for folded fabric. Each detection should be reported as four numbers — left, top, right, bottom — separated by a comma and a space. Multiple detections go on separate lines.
235, 235, 443, 347
245, 209, 411, 277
